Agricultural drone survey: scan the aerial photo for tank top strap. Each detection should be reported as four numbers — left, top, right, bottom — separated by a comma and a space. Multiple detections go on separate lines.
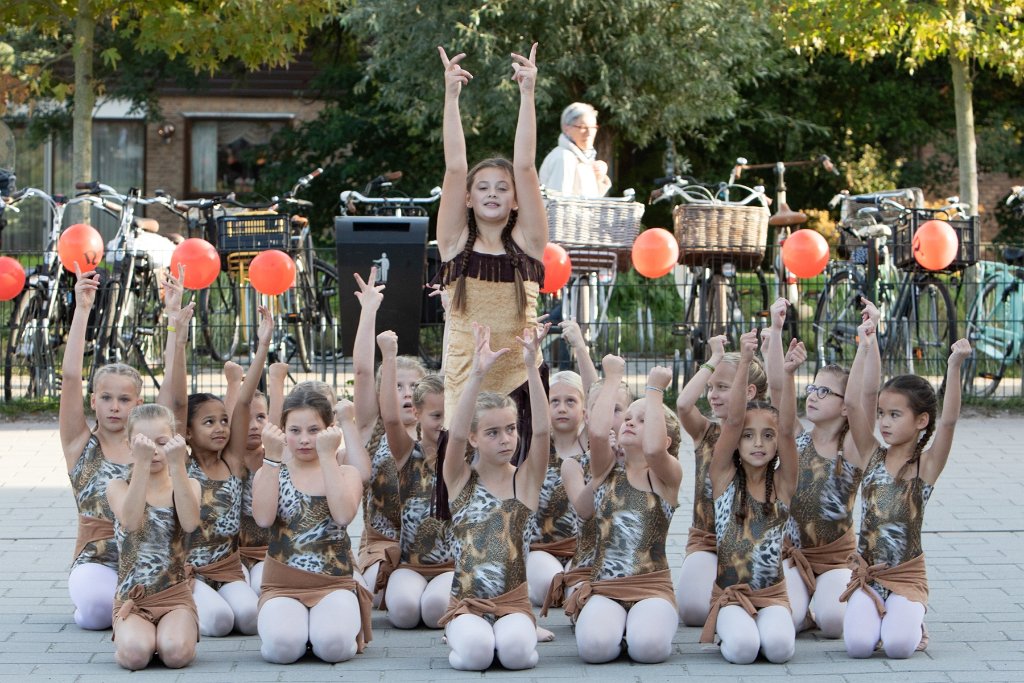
513, 466, 519, 499
647, 470, 655, 493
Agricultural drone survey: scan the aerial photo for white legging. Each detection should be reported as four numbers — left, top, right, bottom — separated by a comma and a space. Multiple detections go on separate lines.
526, 550, 565, 607
192, 578, 259, 636
362, 561, 383, 608
445, 612, 538, 671
67, 562, 118, 630
843, 586, 925, 659
384, 569, 455, 629
574, 595, 678, 664
676, 550, 716, 626
245, 561, 265, 596
716, 604, 795, 664
258, 590, 363, 663
784, 559, 853, 638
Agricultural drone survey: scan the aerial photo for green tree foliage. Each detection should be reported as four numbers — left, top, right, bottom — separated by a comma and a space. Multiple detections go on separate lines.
773, 0, 1024, 215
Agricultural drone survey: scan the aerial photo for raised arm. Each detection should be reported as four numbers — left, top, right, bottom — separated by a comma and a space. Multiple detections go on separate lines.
107, 434, 156, 531
266, 362, 288, 428
589, 354, 626, 481
643, 366, 682, 505
226, 306, 273, 473
165, 434, 201, 532
711, 329, 758, 497
352, 268, 384, 441
317, 426, 363, 526
559, 319, 598, 394
762, 298, 787, 403
517, 324, 553, 500
155, 265, 189, 434
60, 267, 100, 465
222, 362, 243, 419
335, 399, 371, 484
920, 338, 971, 484
444, 324, 509, 498
675, 334, 724, 441
844, 315, 881, 461
436, 46, 472, 260
509, 43, 547, 260
561, 458, 595, 520
376, 330, 415, 469
776, 340, 806, 504
252, 423, 285, 528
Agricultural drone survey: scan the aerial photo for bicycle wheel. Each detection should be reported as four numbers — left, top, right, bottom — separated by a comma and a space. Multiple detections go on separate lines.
199, 271, 240, 362
299, 258, 341, 370
885, 276, 955, 380
961, 277, 1014, 397
812, 269, 864, 371
705, 273, 741, 344
123, 267, 167, 371
3, 288, 56, 401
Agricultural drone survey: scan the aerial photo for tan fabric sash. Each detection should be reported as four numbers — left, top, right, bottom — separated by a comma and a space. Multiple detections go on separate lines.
782, 527, 857, 594
239, 545, 268, 566
686, 526, 717, 555
700, 579, 791, 644
563, 569, 675, 622
839, 552, 929, 617
540, 565, 592, 617
529, 536, 577, 559
438, 582, 535, 627
113, 581, 197, 635
258, 557, 373, 653
358, 526, 400, 574
74, 514, 115, 561
194, 550, 246, 585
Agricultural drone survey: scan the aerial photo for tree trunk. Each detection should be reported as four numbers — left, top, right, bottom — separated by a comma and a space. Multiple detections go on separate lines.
71, 4, 95, 223
949, 48, 978, 216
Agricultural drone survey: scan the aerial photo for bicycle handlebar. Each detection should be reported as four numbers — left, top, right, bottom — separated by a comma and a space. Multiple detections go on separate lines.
340, 187, 443, 205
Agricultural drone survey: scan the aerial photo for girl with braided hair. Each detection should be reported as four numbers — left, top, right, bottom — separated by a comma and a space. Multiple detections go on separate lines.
841, 306, 970, 659
700, 328, 802, 664
434, 43, 548, 462
767, 298, 872, 638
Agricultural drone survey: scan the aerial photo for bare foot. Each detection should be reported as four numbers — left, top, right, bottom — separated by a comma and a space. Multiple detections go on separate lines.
536, 625, 555, 642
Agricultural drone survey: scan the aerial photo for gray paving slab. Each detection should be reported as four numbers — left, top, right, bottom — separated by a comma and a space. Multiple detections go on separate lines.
1, 415, 1022, 682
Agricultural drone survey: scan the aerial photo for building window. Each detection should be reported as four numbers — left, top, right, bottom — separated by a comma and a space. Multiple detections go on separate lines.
188, 118, 287, 196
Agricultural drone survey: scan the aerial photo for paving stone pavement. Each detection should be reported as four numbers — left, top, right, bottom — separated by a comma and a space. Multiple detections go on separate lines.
0, 415, 1021, 682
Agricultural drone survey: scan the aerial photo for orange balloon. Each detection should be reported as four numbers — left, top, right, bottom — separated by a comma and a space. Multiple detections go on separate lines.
782, 229, 829, 278
248, 249, 295, 295
541, 243, 572, 294
58, 223, 104, 272
632, 227, 679, 279
0, 256, 26, 302
913, 219, 958, 271
170, 238, 221, 290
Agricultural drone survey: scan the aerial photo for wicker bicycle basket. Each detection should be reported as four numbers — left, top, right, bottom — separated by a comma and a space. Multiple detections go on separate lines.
673, 203, 769, 269
546, 195, 644, 249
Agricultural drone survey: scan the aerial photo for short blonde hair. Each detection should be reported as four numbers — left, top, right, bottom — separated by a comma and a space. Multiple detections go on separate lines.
92, 363, 143, 395
127, 403, 175, 438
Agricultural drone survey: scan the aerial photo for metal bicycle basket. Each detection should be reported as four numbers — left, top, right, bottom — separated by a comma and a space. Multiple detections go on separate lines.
215, 214, 290, 255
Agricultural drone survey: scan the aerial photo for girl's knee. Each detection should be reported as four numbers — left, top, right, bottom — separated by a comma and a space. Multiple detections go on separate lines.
720, 632, 759, 665
158, 640, 196, 669
814, 601, 846, 639
576, 626, 623, 663
882, 629, 921, 659
198, 602, 235, 637
115, 642, 154, 671
260, 633, 308, 664
495, 633, 538, 670
447, 619, 495, 671
677, 591, 711, 627
420, 591, 450, 629
625, 631, 673, 664
311, 634, 357, 663
386, 594, 422, 629
844, 628, 878, 659
760, 631, 795, 664
75, 600, 114, 631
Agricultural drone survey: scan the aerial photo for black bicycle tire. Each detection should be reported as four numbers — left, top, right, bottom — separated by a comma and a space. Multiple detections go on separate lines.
812, 269, 865, 372
961, 277, 1012, 397
3, 288, 54, 401
199, 271, 240, 362
907, 276, 957, 380
310, 258, 340, 364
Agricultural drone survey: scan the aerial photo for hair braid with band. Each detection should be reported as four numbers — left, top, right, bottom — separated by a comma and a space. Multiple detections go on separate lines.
499, 210, 527, 324
449, 210, 478, 315
732, 452, 748, 522
896, 420, 934, 482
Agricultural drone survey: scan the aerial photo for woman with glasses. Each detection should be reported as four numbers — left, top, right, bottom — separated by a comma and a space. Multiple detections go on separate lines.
777, 298, 876, 639
538, 103, 611, 197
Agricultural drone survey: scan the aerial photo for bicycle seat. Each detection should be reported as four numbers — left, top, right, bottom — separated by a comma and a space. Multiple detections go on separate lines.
135, 217, 160, 233
851, 222, 892, 240
768, 202, 808, 226
1003, 246, 1024, 265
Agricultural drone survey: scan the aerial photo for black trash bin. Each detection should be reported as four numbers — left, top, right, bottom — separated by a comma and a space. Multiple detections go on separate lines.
335, 214, 428, 357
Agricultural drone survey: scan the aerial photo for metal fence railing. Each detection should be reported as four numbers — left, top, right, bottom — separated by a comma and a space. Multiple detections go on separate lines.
1, 243, 1021, 404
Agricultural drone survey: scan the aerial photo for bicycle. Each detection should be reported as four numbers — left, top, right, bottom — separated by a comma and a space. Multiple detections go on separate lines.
339, 175, 443, 369
959, 190, 1024, 396
814, 189, 969, 381
729, 155, 839, 338
653, 178, 771, 383
2, 187, 119, 400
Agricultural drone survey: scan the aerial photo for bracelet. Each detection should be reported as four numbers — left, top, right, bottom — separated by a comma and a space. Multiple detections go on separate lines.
645, 385, 665, 394
262, 458, 281, 468
700, 362, 716, 374
166, 325, 176, 333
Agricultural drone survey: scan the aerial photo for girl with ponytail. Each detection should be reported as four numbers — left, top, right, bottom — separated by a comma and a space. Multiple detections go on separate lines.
701, 328, 803, 664
434, 43, 548, 464
840, 303, 971, 660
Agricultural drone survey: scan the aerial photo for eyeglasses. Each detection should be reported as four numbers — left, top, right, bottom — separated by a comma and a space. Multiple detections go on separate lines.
572, 124, 599, 132
806, 384, 844, 399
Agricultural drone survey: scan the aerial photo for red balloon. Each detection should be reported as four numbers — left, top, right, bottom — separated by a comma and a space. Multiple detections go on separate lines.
248, 249, 295, 295
781, 229, 829, 278
541, 243, 572, 294
913, 219, 958, 271
0, 256, 27, 302
170, 238, 221, 290
632, 227, 679, 279
58, 223, 104, 273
